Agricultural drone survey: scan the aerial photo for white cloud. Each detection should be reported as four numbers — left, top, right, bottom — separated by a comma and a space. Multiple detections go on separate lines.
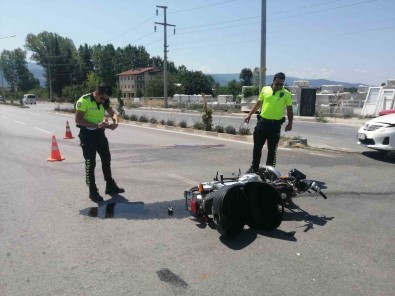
286, 67, 334, 80
354, 68, 368, 74
197, 65, 213, 73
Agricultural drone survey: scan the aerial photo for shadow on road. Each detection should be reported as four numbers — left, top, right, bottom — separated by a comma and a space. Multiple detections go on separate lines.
220, 227, 297, 250
283, 201, 334, 232
79, 196, 190, 220
361, 151, 395, 164
80, 196, 329, 249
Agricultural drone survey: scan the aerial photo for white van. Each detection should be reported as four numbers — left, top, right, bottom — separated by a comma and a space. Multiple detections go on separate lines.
22, 94, 36, 104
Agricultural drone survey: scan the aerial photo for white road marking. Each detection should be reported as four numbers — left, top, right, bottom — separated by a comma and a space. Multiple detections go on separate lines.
14, 120, 26, 125
308, 152, 336, 158
167, 173, 197, 186
34, 127, 53, 135
1, 116, 9, 119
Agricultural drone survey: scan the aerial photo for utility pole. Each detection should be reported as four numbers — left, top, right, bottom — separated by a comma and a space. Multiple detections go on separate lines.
155, 6, 176, 108
0, 34, 16, 100
48, 59, 53, 101
46, 54, 66, 102
0, 69, 5, 99
259, 0, 267, 91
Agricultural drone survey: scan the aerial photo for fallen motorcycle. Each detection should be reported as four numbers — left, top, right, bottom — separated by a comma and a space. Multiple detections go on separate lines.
184, 166, 328, 237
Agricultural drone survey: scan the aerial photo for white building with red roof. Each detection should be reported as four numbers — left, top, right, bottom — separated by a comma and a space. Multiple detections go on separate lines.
116, 67, 161, 98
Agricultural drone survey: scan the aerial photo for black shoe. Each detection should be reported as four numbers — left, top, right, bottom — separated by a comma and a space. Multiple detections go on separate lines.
105, 179, 125, 195
245, 166, 258, 174
89, 187, 104, 203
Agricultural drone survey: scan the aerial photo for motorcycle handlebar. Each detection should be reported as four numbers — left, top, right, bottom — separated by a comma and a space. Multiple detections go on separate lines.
319, 190, 328, 199
310, 182, 328, 199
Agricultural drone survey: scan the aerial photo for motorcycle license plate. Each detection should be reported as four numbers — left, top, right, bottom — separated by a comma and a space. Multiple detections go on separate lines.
358, 133, 366, 140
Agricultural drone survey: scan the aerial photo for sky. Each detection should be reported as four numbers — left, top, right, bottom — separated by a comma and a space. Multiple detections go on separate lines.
0, 0, 394, 85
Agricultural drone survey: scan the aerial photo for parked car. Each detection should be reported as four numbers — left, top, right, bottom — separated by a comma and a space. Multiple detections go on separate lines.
22, 94, 36, 104
0, 95, 4, 102
357, 114, 395, 152
379, 109, 395, 116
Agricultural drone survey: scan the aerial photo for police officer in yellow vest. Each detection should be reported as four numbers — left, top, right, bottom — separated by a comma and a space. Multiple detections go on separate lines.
75, 84, 124, 202
244, 72, 293, 172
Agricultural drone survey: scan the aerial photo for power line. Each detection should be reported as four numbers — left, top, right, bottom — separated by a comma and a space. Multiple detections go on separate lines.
339, 25, 395, 35
176, 0, 343, 31
177, 16, 259, 31
0, 35, 16, 40
269, 0, 344, 16
106, 15, 156, 43
106, 1, 238, 44
271, 0, 380, 22
169, 0, 238, 14
176, 21, 259, 35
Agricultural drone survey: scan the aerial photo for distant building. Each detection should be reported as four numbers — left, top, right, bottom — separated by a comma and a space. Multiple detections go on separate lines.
116, 67, 161, 98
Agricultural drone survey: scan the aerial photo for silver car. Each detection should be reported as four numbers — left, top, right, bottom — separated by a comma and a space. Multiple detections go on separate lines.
357, 114, 395, 151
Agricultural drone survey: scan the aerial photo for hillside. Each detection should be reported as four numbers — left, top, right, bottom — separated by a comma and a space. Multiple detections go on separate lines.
209, 73, 367, 88
27, 63, 46, 86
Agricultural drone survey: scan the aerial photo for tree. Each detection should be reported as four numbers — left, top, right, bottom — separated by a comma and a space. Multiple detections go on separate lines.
25, 31, 79, 98
0, 49, 39, 97
202, 94, 213, 131
243, 85, 259, 98
91, 44, 117, 86
239, 68, 253, 86
177, 71, 214, 95
149, 56, 163, 70
227, 80, 242, 101
76, 44, 94, 84
136, 88, 143, 98
146, 75, 178, 97
85, 72, 101, 92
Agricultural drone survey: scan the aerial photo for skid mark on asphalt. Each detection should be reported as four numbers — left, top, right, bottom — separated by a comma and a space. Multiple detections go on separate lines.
157, 268, 188, 290
167, 173, 197, 185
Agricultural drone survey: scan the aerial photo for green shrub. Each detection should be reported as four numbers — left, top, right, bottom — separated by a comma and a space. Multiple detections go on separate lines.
138, 115, 148, 122
315, 114, 328, 123
149, 117, 158, 124
130, 114, 138, 121
122, 114, 130, 120
225, 125, 236, 134
166, 120, 175, 126
179, 121, 187, 128
160, 119, 166, 125
193, 122, 205, 130
238, 125, 250, 135
214, 125, 225, 133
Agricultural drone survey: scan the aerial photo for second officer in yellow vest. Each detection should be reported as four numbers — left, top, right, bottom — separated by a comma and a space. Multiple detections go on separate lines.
244, 72, 293, 172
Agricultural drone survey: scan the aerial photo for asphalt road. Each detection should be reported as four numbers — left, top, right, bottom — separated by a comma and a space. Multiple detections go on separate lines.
0, 103, 394, 296
120, 108, 368, 152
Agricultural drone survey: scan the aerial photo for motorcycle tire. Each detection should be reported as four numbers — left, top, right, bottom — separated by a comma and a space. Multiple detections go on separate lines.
211, 183, 246, 237
244, 182, 284, 231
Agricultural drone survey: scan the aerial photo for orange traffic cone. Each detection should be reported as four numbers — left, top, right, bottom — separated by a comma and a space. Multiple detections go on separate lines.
63, 121, 75, 139
47, 135, 65, 161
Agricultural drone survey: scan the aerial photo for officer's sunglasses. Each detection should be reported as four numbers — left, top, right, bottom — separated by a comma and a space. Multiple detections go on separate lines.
274, 82, 284, 86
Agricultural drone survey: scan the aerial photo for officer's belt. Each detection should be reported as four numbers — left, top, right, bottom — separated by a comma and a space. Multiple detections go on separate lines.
259, 117, 283, 123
